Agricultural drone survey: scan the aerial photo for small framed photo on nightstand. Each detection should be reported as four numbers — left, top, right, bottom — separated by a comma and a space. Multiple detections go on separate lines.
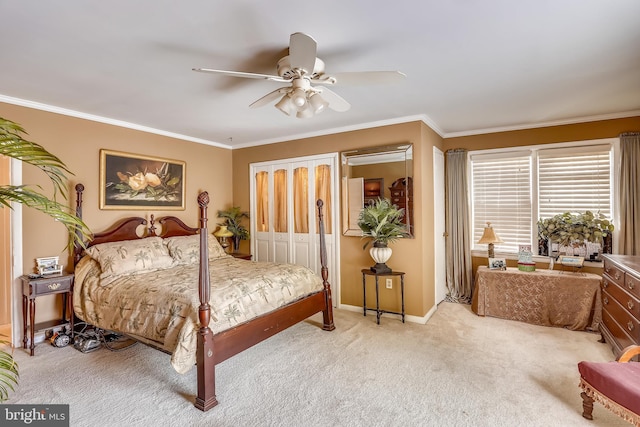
36, 256, 62, 275
558, 255, 584, 268
489, 258, 507, 270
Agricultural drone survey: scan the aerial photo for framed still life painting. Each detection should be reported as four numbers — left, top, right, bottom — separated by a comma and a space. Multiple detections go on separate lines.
99, 149, 186, 210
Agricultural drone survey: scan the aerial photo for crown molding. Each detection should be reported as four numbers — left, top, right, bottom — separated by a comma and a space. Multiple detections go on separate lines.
3, 93, 637, 148
442, 110, 640, 138
0, 95, 232, 149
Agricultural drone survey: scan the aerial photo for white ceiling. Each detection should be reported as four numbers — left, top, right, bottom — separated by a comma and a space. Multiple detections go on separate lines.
1, 1, 639, 149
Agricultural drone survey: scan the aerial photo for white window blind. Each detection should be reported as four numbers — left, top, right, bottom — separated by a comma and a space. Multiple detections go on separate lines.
470, 140, 614, 255
471, 152, 532, 253
537, 145, 612, 219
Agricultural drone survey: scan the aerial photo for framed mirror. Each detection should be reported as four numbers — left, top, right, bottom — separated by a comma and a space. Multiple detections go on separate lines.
341, 143, 413, 237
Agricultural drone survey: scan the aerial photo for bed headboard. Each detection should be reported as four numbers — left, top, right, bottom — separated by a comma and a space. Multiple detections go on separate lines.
73, 184, 199, 265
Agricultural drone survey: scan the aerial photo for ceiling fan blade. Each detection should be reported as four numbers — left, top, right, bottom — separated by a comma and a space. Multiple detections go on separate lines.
249, 87, 289, 109
319, 87, 351, 112
313, 71, 406, 86
192, 68, 289, 83
288, 32, 317, 76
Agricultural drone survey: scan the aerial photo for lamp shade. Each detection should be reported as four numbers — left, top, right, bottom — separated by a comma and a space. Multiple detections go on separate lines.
275, 95, 296, 116
214, 225, 234, 238
296, 104, 314, 119
290, 88, 307, 109
308, 92, 328, 114
478, 222, 503, 244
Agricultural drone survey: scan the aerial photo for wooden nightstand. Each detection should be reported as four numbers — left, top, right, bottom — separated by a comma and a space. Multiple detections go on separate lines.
21, 272, 74, 356
231, 252, 252, 260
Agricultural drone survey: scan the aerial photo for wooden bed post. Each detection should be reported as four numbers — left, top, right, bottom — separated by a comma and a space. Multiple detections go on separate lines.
317, 200, 336, 331
194, 191, 218, 411
73, 183, 85, 266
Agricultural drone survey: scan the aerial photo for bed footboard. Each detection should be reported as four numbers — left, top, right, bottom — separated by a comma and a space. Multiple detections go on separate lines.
194, 198, 335, 411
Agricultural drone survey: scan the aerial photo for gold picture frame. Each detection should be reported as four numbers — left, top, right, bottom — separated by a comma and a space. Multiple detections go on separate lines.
99, 149, 186, 210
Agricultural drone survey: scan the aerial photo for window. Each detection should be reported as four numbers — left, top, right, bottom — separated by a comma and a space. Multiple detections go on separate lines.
470, 140, 614, 254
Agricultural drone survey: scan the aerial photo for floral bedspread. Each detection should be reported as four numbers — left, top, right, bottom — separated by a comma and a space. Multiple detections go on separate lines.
73, 255, 323, 373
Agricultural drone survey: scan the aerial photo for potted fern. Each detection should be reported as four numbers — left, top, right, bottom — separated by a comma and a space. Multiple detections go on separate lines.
357, 198, 409, 273
1, 116, 91, 401
217, 206, 250, 253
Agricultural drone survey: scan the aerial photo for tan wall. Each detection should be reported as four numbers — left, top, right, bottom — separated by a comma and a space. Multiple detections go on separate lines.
232, 121, 443, 317
1, 102, 233, 323
443, 116, 640, 151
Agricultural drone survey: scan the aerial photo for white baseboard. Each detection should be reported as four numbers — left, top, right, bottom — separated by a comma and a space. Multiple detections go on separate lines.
339, 303, 438, 325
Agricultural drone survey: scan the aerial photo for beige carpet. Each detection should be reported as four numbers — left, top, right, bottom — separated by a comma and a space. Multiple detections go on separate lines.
6, 303, 629, 427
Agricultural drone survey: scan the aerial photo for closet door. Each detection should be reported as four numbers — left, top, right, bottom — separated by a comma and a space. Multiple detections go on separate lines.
252, 164, 290, 263
250, 154, 339, 305
272, 166, 290, 264
292, 161, 312, 268
253, 167, 271, 262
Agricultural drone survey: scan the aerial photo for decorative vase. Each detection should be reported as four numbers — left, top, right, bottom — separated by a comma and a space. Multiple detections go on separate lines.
232, 235, 241, 253
369, 242, 392, 274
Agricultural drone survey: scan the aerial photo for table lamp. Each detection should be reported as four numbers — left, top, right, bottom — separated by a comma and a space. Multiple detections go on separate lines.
478, 222, 503, 258
214, 225, 234, 253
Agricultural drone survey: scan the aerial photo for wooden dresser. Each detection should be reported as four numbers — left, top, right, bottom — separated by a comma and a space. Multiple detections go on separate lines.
600, 254, 640, 358
389, 177, 413, 232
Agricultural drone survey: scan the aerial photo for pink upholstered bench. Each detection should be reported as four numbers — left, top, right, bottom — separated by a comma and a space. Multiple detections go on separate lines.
578, 345, 640, 426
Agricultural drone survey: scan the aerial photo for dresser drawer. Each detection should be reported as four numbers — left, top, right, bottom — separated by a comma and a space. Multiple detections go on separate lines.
602, 309, 636, 350
625, 273, 640, 300
602, 288, 640, 341
602, 279, 640, 319
603, 259, 625, 287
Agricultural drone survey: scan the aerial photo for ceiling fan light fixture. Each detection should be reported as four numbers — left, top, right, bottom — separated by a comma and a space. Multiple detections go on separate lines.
308, 92, 328, 114
275, 94, 296, 116
296, 104, 314, 119
291, 88, 307, 109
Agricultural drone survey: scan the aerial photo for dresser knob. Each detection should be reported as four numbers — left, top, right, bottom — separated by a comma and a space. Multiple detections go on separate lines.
603, 280, 609, 288
629, 281, 635, 290
603, 297, 609, 305
628, 300, 635, 310
615, 272, 622, 280
628, 321, 634, 331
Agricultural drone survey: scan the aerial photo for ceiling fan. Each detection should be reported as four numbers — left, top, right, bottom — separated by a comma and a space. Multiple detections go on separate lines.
193, 32, 406, 118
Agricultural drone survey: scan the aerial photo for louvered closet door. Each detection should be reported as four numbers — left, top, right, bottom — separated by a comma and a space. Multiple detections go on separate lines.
250, 154, 339, 306
252, 163, 290, 264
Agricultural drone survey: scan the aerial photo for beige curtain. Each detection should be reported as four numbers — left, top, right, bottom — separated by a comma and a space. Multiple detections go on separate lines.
294, 167, 309, 233
274, 169, 288, 232
315, 164, 332, 234
255, 171, 269, 232
445, 149, 473, 303
618, 132, 640, 255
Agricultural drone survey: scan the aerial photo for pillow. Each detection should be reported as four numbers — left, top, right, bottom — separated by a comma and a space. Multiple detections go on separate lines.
85, 236, 174, 279
164, 234, 229, 265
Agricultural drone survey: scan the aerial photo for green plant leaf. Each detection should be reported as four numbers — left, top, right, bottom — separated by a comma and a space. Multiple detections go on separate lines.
357, 198, 409, 249
0, 116, 92, 251
0, 338, 18, 402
